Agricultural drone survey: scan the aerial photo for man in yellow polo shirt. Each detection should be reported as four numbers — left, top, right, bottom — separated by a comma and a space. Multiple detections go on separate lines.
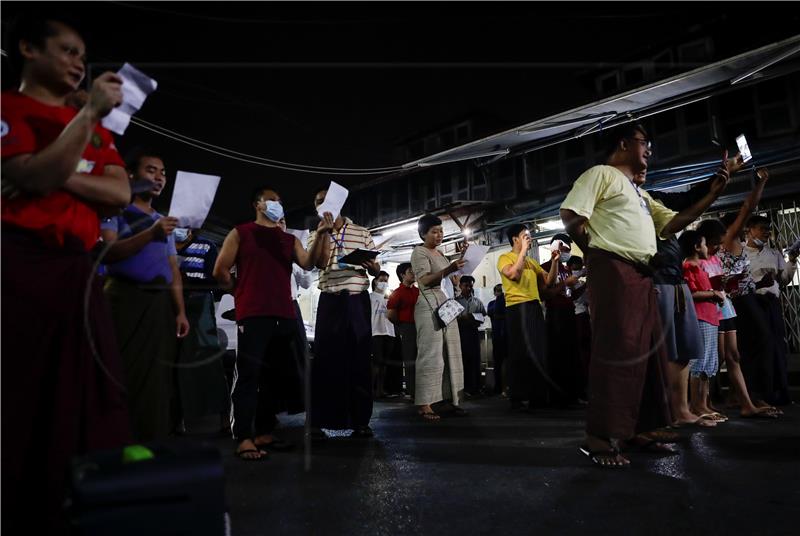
560, 122, 731, 468
497, 224, 559, 412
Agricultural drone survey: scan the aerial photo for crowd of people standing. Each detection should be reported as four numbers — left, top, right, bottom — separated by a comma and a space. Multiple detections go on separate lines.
2, 12, 797, 533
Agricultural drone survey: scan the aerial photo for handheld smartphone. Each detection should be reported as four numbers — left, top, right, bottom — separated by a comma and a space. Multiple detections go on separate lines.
736, 134, 753, 163
550, 239, 563, 253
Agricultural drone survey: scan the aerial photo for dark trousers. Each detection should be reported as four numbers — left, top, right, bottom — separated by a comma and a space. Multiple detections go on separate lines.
575, 312, 592, 399
384, 335, 405, 395
105, 277, 177, 443
395, 322, 417, 396
491, 333, 508, 394
175, 291, 228, 422
231, 316, 298, 441
2, 230, 131, 535
734, 293, 790, 404
371, 335, 395, 397
506, 300, 549, 406
311, 291, 373, 429
546, 304, 580, 404
458, 321, 482, 394
732, 293, 776, 403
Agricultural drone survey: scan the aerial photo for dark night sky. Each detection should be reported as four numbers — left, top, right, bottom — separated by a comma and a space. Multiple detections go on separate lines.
3, 1, 799, 227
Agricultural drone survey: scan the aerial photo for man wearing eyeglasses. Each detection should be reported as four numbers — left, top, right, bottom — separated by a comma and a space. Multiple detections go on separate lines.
306, 188, 382, 439
560, 123, 716, 467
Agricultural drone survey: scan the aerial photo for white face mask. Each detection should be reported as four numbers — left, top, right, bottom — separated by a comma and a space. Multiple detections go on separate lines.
375, 281, 388, 292
753, 238, 765, 247
560, 252, 571, 263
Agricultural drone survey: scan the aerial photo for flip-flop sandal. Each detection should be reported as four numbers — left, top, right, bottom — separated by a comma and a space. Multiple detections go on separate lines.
671, 418, 717, 429
235, 448, 268, 461
418, 410, 440, 421
578, 445, 630, 468
699, 413, 728, 422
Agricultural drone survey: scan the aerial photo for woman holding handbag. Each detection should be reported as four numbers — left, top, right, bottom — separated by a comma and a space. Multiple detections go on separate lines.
411, 214, 467, 421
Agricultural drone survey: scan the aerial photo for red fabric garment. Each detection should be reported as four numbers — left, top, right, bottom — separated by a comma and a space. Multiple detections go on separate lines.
1, 91, 125, 251
234, 222, 296, 321
683, 261, 721, 326
387, 284, 419, 323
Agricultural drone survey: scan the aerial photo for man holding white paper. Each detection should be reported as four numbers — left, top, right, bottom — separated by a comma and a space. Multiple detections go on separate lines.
101, 147, 190, 442
307, 186, 381, 439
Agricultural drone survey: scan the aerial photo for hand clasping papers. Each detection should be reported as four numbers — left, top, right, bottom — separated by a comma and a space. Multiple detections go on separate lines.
101, 63, 158, 136
317, 181, 349, 220
168, 171, 221, 228
456, 244, 490, 276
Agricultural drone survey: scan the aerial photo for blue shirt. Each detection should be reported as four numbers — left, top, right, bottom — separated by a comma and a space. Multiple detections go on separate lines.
101, 205, 176, 283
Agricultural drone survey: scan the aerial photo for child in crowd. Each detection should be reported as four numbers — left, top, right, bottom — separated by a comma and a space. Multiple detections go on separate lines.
679, 230, 727, 423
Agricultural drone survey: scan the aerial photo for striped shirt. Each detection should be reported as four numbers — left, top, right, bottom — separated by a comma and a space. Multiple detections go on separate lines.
308, 218, 375, 294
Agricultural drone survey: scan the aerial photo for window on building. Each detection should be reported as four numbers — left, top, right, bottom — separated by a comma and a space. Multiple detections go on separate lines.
652, 112, 680, 162
652, 49, 674, 77
542, 147, 561, 189
683, 100, 710, 153
597, 71, 620, 94
456, 123, 471, 142
678, 38, 713, 65
623, 64, 646, 87
438, 168, 453, 206
756, 78, 796, 136
472, 168, 488, 201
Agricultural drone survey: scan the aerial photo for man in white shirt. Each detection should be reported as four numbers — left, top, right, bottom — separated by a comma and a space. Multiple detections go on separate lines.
743, 215, 798, 405
370, 271, 395, 398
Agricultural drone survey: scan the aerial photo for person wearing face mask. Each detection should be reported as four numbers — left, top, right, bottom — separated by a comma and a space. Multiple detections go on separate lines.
172, 227, 229, 435
213, 187, 333, 460
101, 147, 190, 442
540, 234, 582, 407
743, 214, 797, 405
370, 271, 395, 399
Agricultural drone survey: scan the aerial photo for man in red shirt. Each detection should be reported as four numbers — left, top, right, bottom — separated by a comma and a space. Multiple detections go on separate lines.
1, 12, 131, 533
387, 262, 420, 398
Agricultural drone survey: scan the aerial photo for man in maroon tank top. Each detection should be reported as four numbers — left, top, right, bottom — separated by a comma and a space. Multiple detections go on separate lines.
213, 187, 333, 460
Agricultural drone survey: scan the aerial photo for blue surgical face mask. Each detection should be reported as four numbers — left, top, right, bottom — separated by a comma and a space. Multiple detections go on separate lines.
753, 238, 765, 248
560, 252, 571, 264
174, 228, 190, 242
264, 200, 284, 222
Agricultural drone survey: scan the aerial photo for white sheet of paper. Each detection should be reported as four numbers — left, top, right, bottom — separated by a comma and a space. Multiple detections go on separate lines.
287, 228, 310, 248
101, 63, 158, 135
472, 313, 485, 323
316, 181, 349, 220
168, 171, 221, 228
456, 244, 490, 276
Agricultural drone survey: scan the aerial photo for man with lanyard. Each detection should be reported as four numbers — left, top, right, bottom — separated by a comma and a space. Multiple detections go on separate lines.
308, 187, 382, 439
560, 122, 733, 467
173, 227, 228, 433
101, 147, 191, 442
455, 275, 487, 397
1, 12, 132, 532
540, 234, 581, 406
743, 215, 798, 405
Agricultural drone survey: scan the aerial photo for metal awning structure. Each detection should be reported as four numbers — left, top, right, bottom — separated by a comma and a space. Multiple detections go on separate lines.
401, 35, 800, 170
